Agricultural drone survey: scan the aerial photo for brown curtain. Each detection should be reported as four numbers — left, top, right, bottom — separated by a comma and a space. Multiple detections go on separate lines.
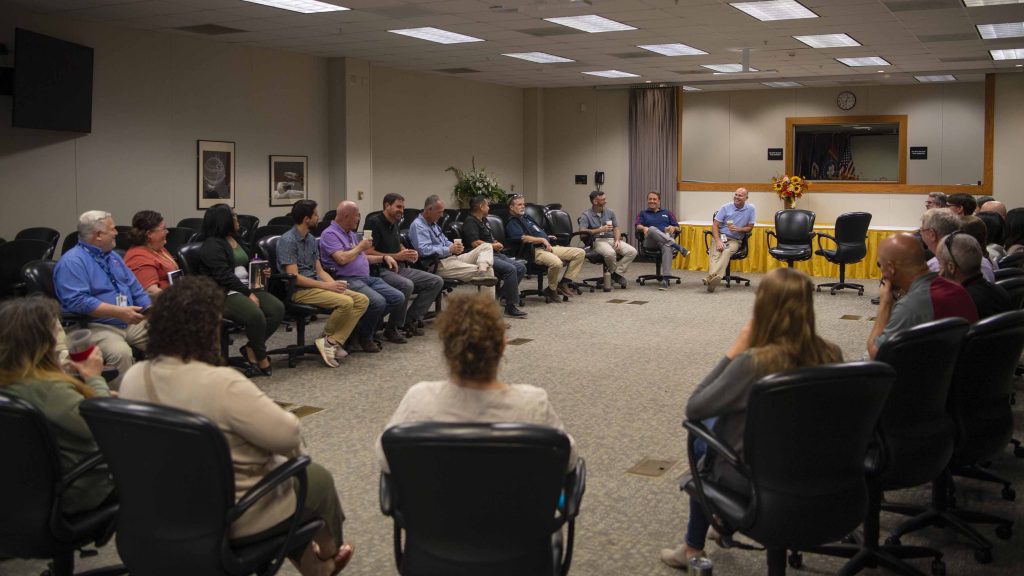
629, 88, 678, 232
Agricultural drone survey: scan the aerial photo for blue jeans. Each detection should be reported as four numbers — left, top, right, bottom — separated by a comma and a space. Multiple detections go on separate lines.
685, 417, 717, 550
345, 276, 405, 338
493, 253, 525, 305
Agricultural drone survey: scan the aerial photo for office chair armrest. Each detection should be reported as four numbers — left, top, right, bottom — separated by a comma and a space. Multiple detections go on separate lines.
563, 457, 586, 520
815, 231, 837, 253
56, 450, 107, 495
267, 272, 297, 300
703, 230, 714, 251
683, 420, 746, 473
683, 421, 755, 541
379, 472, 395, 517
764, 229, 777, 250
61, 312, 93, 329
228, 455, 311, 524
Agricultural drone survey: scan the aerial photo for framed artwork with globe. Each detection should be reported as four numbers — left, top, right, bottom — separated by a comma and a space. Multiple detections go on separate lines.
197, 140, 235, 209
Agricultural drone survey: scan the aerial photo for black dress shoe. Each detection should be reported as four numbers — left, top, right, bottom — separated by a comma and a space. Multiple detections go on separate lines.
504, 305, 528, 318
611, 273, 628, 289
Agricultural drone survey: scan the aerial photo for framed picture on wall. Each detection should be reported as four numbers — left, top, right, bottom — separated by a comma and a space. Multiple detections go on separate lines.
197, 140, 235, 209
269, 155, 308, 207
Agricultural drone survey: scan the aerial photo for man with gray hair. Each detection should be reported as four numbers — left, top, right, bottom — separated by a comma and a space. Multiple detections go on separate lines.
920, 208, 962, 271
924, 192, 947, 210
936, 232, 1012, 319
54, 210, 150, 388
408, 195, 498, 297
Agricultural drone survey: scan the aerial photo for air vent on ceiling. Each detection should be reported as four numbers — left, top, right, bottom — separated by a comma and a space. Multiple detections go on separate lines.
917, 32, 980, 42
521, 27, 581, 37
939, 55, 992, 62
174, 24, 248, 35
884, 0, 959, 12
613, 52, 655, 59
436, 68, 481, 74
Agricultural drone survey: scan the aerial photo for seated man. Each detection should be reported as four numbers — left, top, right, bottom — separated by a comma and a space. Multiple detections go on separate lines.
867, 234, 978, 359
365, 193, 444, 336
946, 193, 977, 216
275, 199, 369, 367
461, 195, 527, 318
936, 232, 1012, 320
408, 195, 498, 297
320, 201, 407, 353
703, 187, 756, 293
578, 190, 637, 291
506, 195, 586, 302
634, 191, 689, 290
920, 208, 995, 281
54, 210, 150, 389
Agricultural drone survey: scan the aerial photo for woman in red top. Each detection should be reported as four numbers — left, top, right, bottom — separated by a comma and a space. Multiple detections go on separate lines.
125, 210, 180, 298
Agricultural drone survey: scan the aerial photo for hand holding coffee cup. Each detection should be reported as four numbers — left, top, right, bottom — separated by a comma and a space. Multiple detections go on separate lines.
451, 238, 464, 254
604, 220, 613, 233
67, 329, 96, 363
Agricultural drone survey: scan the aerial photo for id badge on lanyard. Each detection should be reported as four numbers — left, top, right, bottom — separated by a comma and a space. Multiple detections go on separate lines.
116, 293, 128, 307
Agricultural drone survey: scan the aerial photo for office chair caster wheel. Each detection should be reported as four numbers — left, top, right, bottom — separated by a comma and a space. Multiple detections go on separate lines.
973, 548, 992, 564
787, 551, 803, 568
637, 278, 645, 285
285, 325, 294, 332
996, 524, 1012, 540
885, 535, 901, 546
1002, 486, 1015, 501
931, 559, 946, 576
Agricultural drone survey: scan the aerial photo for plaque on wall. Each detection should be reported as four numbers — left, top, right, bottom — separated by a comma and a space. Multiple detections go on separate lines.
767, 148, 783, 160
910, 147, 928, 160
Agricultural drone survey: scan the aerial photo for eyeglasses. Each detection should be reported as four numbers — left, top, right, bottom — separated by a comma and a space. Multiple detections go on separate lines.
943, 230, 964, 271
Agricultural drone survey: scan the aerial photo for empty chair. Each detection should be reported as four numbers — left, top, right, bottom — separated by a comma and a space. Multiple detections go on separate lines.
0, 239, 53, 298
250, 224, 291, 256
235, 214, 260, 243
60, 231, 80, 257
267, 215, 293, 227
176, 217, 205, 232
113, 225, 133, 251
163, 226, 197, 257
815, 211, 872, 295
524, 203, 548, 229
15, 226, 60, 259
380, 422, 586, 576
400, 208, 421, 231
996, 276, 1024, 309
766, 209, 816, 268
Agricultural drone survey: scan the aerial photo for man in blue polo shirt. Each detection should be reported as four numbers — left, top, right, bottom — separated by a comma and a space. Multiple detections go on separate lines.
55, 210, 150, 389
634, 191, 689, 290
704, 188, 756, 292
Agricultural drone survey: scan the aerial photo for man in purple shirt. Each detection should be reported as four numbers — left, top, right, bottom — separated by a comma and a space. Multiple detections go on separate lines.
319, 201, 407, 352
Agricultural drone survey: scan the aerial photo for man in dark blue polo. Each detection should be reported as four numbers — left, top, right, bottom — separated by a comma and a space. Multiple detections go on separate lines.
634, 191, 689, 290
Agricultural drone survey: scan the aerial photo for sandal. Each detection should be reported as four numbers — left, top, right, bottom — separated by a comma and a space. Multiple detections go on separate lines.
240, 344, 273, 377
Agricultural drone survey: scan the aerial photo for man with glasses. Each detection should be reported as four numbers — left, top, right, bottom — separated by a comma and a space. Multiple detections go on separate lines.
506, 195, 586, 302
920, 208, 964, 271
936, 232, 1012, 319
924, 192, 947, 210
945, 193, 977, 216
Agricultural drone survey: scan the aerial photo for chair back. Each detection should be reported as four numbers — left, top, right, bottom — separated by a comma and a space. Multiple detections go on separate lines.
257, 236, 284, 274
15, 227, 60, 258
874, 317, 969, 487
445, 221, 464, 242
489, 202, 509, 222
993, 267, 1024, 281
401, 209, 422, 230
176, 217, 205, 232
773, 209, 816, 244
175, 242, 204, 275
21, 259, 59, 298
164, 227, 197, 258
737, 362, 893, 550
61, 231, 80, 257
545, 210, 575, 246
235, 215, 260, 243
381, 422, 572, 576
831, 212, 872, 263
949, 310, 1024, 464
1, 239, 53, 297
363, 211, 383, 232
250, 225, 291, 256
998, 251, 1024, 269
81, 397, 237, 576
267, 215, 293, 227
995, 276, 1024, 309
524, 204, 548, 230
487, 215, 508, 248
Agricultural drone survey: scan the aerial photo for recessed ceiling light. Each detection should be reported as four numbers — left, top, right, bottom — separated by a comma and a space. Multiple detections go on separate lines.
977, 22, 1024, 39
637, 43, 708, 56
792, 33, 861, 48
241, 0, 348, 13
964, 0, 1024, 6
915, 75, 957, 82
544, 15, 636, 33
682, 86, 702, 91
389, 27, 484, 44
730, 0, 818, 21
763, 81, 803, 87
701, 63, 759, 73
836, 56, 891, 67
582, 70, 640, 78
502, 52, 574, 63
991, 48, 1024, 59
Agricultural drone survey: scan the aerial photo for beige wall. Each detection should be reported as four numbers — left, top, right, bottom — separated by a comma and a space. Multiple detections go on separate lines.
994, 73, 1024, 209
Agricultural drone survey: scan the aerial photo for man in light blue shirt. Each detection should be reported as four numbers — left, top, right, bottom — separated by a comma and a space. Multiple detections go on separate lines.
704, 188, 756, 292
54, 210, 150, 388
408, 195, 498, 298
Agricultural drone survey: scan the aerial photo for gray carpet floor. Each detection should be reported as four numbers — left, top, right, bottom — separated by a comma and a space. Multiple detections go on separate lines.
4, 261, 1023, 576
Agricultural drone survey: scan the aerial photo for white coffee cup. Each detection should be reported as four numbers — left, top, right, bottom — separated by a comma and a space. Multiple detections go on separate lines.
605, 220, 613, 228
363, 229, 373, 242
453, 238, 463, 246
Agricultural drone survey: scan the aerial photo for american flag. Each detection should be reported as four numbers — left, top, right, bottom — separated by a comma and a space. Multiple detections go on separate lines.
838, 139, 856, 180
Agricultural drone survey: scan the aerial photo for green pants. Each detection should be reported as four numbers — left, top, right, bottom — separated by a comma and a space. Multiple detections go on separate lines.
223, 291, 285, 361
304, 461, 346, 548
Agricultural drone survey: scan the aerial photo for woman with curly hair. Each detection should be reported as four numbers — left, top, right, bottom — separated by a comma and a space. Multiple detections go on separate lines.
124, 209, 180, 297
377, 293, 576, 471
119, 276, 352, 576
660, 267, 842, 570
0, 296, 115, 514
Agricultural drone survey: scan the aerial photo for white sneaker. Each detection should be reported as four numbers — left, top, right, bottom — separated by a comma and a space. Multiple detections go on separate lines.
315, 337, 340, 368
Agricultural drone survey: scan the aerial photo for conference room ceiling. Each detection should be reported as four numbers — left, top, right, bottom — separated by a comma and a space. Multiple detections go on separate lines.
7, 0, 1024, 89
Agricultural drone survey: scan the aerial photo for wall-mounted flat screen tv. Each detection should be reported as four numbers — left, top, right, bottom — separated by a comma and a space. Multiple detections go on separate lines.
12, 28, 94, 133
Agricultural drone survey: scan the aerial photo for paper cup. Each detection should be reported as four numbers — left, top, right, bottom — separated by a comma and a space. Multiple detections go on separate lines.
67, 329, 96, 363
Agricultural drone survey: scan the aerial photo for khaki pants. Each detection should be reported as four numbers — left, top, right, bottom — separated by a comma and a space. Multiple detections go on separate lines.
438, 243, 495, 298
292, 288, 369, 343
90, 321, 149, 390
591, 238, 638, 276
533, 245, 586, 286
707, 238, 741, 280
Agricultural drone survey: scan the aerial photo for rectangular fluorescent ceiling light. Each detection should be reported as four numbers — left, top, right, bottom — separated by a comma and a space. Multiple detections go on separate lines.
503, 52, 574, 63
682, 86, 702, 91
638, 43, 707, 56
582, 70, 640, 78
977, 22, 1024, 39
389, 27, 484, 44
701, 63, 759, 72
990, 48, 1024, 59
241, 0, 348, 13
836, 56, 890, 66
763, 81, 802, 87
915, 75, 956, 82
964, 0, 1024, 6
793, 33, 860, 48
544, 15, 636, 33
730, 0, 817, 21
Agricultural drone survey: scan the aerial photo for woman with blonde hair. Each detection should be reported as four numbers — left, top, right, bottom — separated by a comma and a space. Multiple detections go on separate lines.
661, 267, 842, 569
0, 296, 115, 514
378, 293, 576, 471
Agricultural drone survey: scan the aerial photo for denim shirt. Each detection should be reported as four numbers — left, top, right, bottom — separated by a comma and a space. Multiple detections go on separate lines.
54, 242, 151, 327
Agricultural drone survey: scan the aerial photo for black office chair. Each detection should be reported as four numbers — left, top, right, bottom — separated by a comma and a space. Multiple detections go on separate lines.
15, 226, 61, 259
815, 211, 871, 295
1, 239, 53, 298
579, 231, 631, 292
504, 222, 561, 304
766, 209, 816, 268
702, 211, 751, 288
998, 251, 1024, 269
380, 422, 586, 576
401, 209, 421, 231
267, 215, 293, 227
799, 318, 969, 576
163, 226, 197, 258
524, 203, 549, 230
250, 225, 291, 256
683, 362, 894, 576
882, 311, 1023, 563
176, 217, 205, 232
80, 397, 321, 576
175, 242, 250, 368
444, 220, 463, 242
0, 392, 125, 576
635, 228, 682, 287
993, 267, 1024, 281
996, 276, 1024, 309
20, 259, 91, 329
113, 226, 133, 252
61, 232, 81, 257
544, 209, 585, 295
235, 214, 260, 244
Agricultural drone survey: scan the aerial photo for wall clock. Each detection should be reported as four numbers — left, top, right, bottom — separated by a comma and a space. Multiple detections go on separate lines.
837, 91, 857, 111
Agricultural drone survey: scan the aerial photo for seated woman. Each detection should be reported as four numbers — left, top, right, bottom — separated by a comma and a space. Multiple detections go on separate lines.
124, 209, 180, 298
197, 203, 284, 376
1003, 207, 1024, 256
0, 296, 115, 515
120, 276, 351, 576
660, 268, 842, 569
378, 293, 576, 471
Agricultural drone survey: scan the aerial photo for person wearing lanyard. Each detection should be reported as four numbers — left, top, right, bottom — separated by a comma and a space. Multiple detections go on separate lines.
55, 210, 151, 389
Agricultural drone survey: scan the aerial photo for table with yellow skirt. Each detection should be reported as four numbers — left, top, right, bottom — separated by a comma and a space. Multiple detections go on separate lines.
669, 221, 916, 281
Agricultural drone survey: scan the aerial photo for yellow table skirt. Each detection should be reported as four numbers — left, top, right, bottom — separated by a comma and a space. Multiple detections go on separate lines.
671, 223, 915, 280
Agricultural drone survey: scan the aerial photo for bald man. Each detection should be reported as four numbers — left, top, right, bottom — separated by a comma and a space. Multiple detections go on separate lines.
867, 234, 977, 359
704, 187, 755, 292
979, 199, 1007, 220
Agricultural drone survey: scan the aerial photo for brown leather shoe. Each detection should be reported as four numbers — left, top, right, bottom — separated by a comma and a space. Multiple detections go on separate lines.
557, 283, 575, 298
544, 287, 562, 302
358, 338, 381, 353
383, 328, 408, 344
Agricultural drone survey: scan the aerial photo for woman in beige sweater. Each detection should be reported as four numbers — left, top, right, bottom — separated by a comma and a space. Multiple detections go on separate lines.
120, 276, 351, 576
